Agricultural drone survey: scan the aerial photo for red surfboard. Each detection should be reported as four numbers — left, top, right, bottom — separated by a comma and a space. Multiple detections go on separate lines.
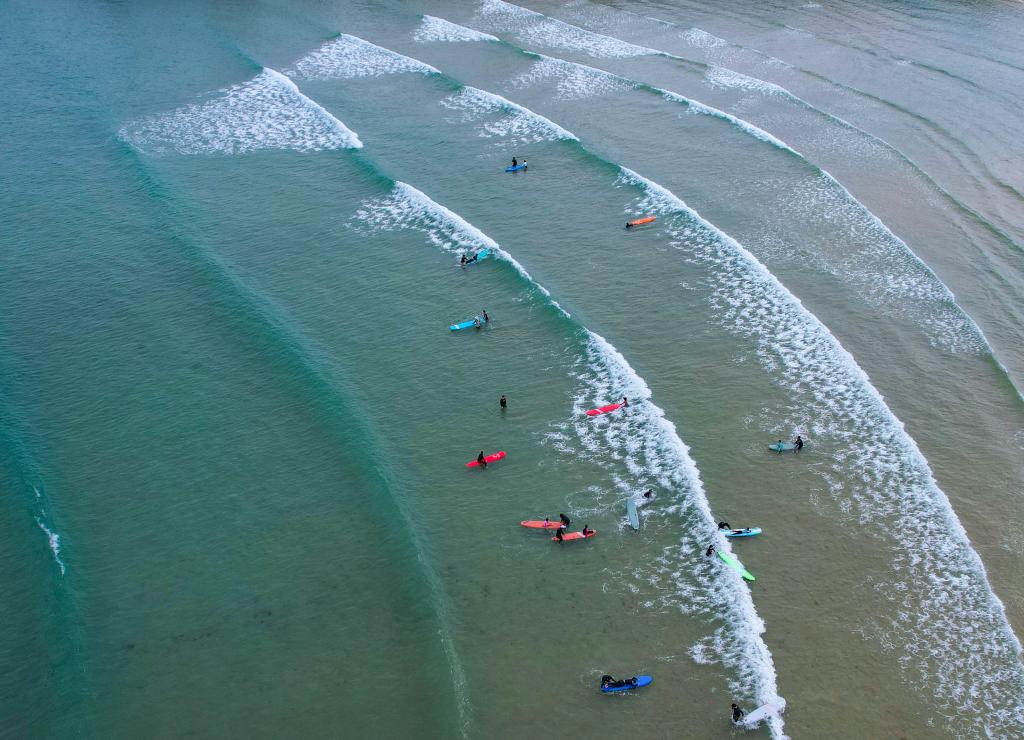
626, 215, 656, 228
466, 451, 506, 468
552, 530, 597, 541
521, 520, 566, 529
586, 403, 623, 417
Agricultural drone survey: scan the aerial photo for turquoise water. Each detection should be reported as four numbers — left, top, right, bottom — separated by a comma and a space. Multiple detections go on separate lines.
3, 0, 1024, 737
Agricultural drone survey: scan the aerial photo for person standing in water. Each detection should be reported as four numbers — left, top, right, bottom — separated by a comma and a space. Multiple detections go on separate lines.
731, 704, 745, 723
554, 527, 564, 542
705, 544, 716, 557
622, 396, 629, 407
499, 394, 507, 410
643, 489, 653, 499
559, 513, 571, 528
511, 157, 517, 168
477, 451, 487, 468
794, 435, 804, 453
775, 439, 784, 455
482, 309, 490, 323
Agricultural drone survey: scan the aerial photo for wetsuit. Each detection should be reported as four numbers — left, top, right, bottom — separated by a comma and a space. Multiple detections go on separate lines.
500, 395, 507, 409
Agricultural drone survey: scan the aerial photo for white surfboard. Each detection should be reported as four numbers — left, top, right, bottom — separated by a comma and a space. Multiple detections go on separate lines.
741, 702, 779, 728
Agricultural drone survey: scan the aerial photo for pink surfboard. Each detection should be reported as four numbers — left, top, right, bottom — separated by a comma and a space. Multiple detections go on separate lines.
521, 520, 566, 529
585, 403, 623, 417
466, 451, 506, 468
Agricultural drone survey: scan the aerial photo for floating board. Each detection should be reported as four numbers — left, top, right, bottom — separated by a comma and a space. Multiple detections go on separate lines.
718, 550, 755, 581
461, 248, 492, 265
740, 703, 779, 728
586, 402, 624, 417
520, 520, 565, 529
768, 442, 796, 452
552, 530, 596, 541
626, 499, 639, 530
505, 163, 527, 172
449, 318, 482, 331
466, 451, 506, 468
626, 215, 656, 228
724, 527, 762, 538
601, 676, 653, 693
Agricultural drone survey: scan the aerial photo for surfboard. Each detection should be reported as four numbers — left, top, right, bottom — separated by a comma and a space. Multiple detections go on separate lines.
505, 163, 527, 172
586, 402, 624, 416
449, 318, 482, 331
740, 703, 780, 728
460, 248, 491, 265
626, 215, 656, 228
626, 499, 640, 530
724, 527, 761, 538
717, 550, 755, 581
768, 442, 796, 452
466, 451, 506, 468
600, 675, 652, 693
520, 520, 565, 529
552, 530, 596, 541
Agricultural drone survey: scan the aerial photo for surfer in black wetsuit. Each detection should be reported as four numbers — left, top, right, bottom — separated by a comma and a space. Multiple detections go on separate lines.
705, 544, 716, 557
482, 309, 490, 323
500, 394, 507, 410
477, 451, 487, 468
643, 489, 653, 499
718, 521, 730, 530
731, 704, 745, 723
554, 527, 564, 542
622, 396, 629, 407
460, 253, 468, 265
559, 513, 571, 527
581, 525, 592, 537
511, 157, 518, 168
794, 435, 804, 453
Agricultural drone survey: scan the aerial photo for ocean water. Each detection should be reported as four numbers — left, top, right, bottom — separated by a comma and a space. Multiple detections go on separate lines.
2, 0, 1023, 737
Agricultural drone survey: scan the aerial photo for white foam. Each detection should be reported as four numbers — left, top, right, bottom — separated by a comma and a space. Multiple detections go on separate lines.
290, 34, 439, 79
508, 54, 634, 100
440, 86, 578, 143
682, 27, 728, 50
617, 167, 1024, 734
35, 516, 66, 576
353, 179, 787, 736
119, 68, 361, 155
477, 0, 657, 58
704, 65, 789, 97
414, 15, 498, 43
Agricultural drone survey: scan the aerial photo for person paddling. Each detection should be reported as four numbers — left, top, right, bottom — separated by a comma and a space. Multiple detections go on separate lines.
477, 450, 487, 468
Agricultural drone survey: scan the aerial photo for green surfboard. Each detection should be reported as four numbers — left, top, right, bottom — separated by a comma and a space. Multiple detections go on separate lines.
718, 550, 755, 581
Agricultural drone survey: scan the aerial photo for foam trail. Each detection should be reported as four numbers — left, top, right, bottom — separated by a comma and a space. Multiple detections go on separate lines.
35, 516, 66, 576
289, 33, 440, 79
119, 68, 361, 154
353, 180, 787, 737
616, 166, 1024, 734
440, 86, 577, 143
414, 15, 499, 44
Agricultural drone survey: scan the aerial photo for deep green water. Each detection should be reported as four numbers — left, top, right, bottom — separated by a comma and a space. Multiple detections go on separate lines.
2, 0, 1023, 737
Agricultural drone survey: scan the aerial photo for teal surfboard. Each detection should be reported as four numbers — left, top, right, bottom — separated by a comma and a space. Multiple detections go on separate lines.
718, 550, 755, 581
626, 499, 639, 530
768, 442, 796, 452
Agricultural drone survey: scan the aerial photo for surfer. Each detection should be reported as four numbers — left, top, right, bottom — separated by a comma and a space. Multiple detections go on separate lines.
500, 394, 507, 410
643, 489, 653, 499
731, 704, 745, 723
581, 525, 593, 537
718, 521, 731, 530
559, 513, 571, 527
775, 439, 784, 455
794, 435, 804, 452
482, 309, 490, 323
705, 544, 716, 557
460, 254, 468, 265
473, 316, 482, 329
554, 527, 564, 542
477, 451, 487, 468
622, 396, 629, 407
543, 517, 552, 527
511, 157, 517, 168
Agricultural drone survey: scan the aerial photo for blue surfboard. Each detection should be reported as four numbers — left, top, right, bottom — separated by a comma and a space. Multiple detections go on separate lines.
601, 675, 652, 693
505, 163, 527, 172
450, 318, 482, 331
724, 527, 762, 538
461, 248, 491, 266
626, 499, 639, 531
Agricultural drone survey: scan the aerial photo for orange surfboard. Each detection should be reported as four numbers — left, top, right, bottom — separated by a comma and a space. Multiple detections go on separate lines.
552, 530, 597, 541
626, 215, 656, 228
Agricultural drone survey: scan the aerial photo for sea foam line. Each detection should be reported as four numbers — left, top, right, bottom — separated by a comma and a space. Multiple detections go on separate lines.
119, 67, 362, 154
352, 180, 787, 736
289, 33, 440, 79
616, 166, 1024, 733
414, 15, 499, 44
